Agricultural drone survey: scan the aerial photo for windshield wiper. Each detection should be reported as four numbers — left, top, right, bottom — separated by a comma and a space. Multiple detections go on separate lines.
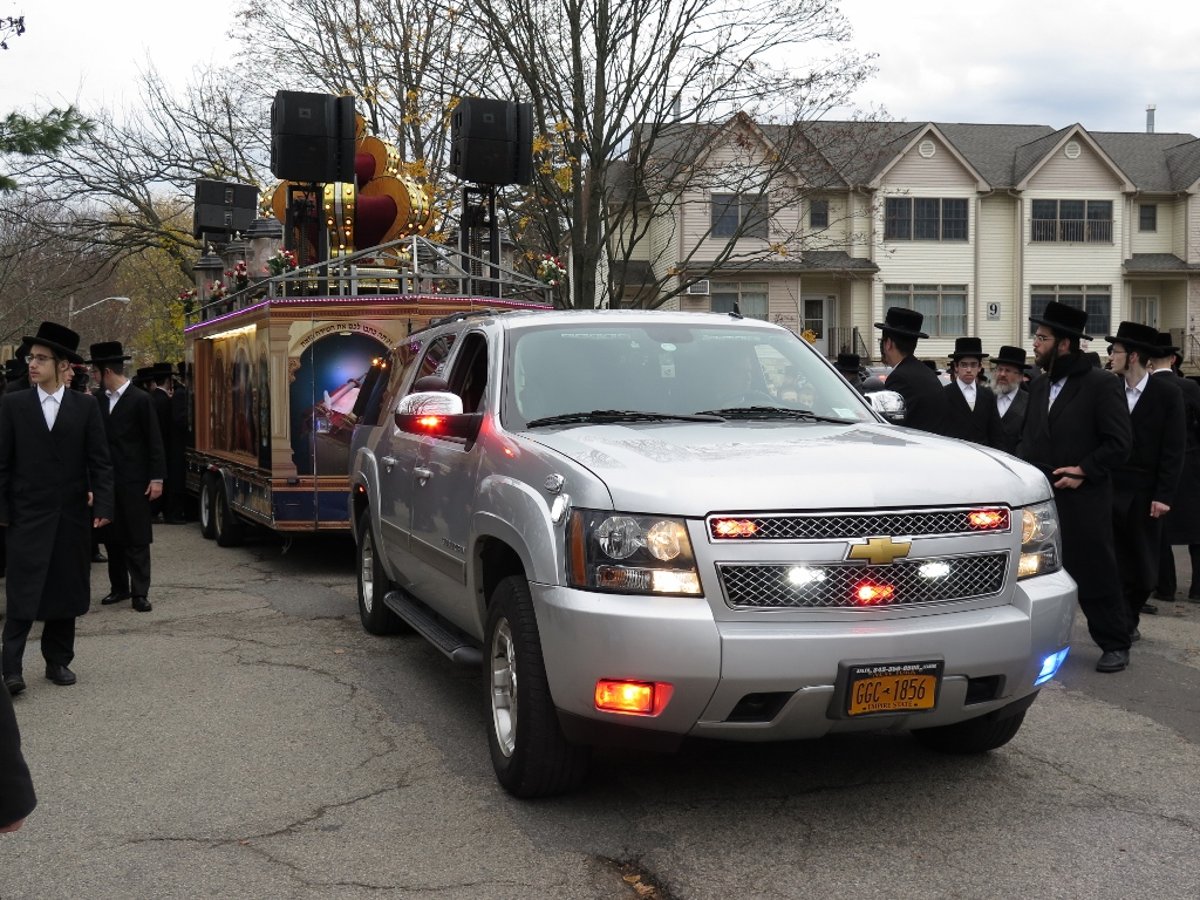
524, 409, 726, 427
692, 406, 855, 424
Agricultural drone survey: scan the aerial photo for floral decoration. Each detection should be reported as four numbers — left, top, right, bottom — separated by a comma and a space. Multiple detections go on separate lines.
208, 280, 228, 300
535, 254, 567, 287
266, 247, 298, 277
226, 260, 250, 289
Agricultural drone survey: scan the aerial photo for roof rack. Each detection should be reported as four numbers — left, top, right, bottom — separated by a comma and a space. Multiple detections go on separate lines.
426, 308, 502, 330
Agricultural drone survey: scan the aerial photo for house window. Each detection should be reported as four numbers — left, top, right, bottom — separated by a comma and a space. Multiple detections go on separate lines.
1139, 204, 1157, 232
1030, 199, 1113, 242
711, 193, 769, 239
711, 282, 769, 320
809, 198, 829, 229
1029, 285, 1112, 338
883, 284, 967, 337
884, 197, 968, 241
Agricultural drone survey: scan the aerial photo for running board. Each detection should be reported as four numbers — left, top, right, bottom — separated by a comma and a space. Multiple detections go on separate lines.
383, 590, 483, 667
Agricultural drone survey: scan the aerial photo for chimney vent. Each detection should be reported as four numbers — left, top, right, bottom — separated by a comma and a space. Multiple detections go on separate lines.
1147, 104, 1156, 134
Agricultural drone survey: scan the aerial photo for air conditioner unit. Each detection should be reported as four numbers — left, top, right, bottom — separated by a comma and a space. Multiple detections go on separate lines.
686, 279, 711, 295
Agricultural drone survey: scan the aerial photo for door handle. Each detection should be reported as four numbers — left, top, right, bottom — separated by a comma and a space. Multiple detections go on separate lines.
381, 455, 397, 472
415, 466, 433, 484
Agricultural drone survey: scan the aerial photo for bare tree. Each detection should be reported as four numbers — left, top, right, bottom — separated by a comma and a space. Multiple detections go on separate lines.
459, 0, 877, 308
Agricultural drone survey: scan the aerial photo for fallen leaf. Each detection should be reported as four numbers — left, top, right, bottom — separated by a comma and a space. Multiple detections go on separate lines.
623, 875, 641, 884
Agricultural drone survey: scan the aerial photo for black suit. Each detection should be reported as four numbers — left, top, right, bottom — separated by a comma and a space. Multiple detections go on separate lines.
885, 355, 947, 435
1019, 353, 1132, 651
1112, 372, 1185, 627
942, 381, 1003, 448
1158, 373, 1200, 597
0, 687, 36, 828
96, 382, 166, 601
147, 386, 172, 517
995, 389, 1029, 456
0, 387, 114, 676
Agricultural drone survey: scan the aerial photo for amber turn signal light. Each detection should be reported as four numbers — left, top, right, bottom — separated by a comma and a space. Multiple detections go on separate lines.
594, 679, 674, 716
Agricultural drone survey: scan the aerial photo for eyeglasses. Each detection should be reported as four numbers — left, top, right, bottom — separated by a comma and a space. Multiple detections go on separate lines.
1031, 334, 1055, 344
1107, 346, 1126, 357
24, 354, 54, 364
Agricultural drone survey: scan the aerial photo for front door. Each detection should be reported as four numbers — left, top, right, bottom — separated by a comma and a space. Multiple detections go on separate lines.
1132, 295, 1159, 329
803, 297, 835, 356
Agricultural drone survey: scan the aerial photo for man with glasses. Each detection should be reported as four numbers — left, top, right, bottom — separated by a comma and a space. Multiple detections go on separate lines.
1019, 302, 1132, 672
1, 322, 113, 696
942, 336, 1002, 447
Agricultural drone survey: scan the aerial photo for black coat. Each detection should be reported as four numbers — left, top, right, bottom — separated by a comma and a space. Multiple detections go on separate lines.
995, 389, 1029, 456
942, 381, 1003, 448
1018, 353, 1132, 598
95, 383, 166, 546
885, 355, 947, 435
0, 388, 115, 620
1163, 372, 1200, 544
0, 688, 36, 828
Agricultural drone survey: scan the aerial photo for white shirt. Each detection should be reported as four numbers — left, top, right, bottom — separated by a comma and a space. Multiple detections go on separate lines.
37, 384, 65, 430
1049, 377, 1068, 407
957, 380, 977, 410
1125, 371, 1150, 412
996, 390, 1014, 418
106, 378, 132, 410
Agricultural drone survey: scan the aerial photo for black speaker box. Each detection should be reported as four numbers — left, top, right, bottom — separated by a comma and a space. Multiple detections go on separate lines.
270, 91, 355, 184
193, 180, 259, 238
450, 98, 533, 186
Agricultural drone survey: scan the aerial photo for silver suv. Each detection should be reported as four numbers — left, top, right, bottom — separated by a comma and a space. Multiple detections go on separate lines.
349, 310, 1075, 797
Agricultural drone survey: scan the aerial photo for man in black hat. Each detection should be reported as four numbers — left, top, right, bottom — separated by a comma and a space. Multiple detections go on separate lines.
992, 345, 1032, 455
89, 342, 166, 614
834, 352, 864, 390
3, 347, 30, 394
1146, 333, 1200, 604
874, 307, 947, 434
942, 337, 1002, 448
1106, 321, 1185, 637
1020, 302, 1132, 672
1, 322, 114, 695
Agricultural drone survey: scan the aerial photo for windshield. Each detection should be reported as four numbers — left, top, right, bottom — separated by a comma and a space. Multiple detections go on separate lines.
503, 320, 875, 428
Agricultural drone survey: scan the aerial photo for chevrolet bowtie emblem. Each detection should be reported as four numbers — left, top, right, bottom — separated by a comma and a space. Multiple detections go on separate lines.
847, 537, 912, 565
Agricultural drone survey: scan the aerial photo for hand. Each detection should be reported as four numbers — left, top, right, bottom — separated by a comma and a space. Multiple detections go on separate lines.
1150, 501, 1170, 519
0, 817, 26, 833
93, 517, 110, 528
1052, 465, 1086, 489
87, 491, 94, 507
146, 482, 163, 501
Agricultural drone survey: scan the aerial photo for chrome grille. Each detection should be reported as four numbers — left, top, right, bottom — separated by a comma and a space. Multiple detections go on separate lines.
718, 553, 1008, 609
708, 508, 1010, 541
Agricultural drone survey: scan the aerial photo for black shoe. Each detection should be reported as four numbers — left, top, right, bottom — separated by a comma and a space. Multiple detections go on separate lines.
91, 552, 107, 563
1130, 628, 1141, 642
101, 590, 131, 605
1140, 602, 1159, 616
4, 673, 25, 696
1152, 590, 1176, 602
1096, 650, 1130, 673
45, 664, 76, 686
132, 596, 152, 612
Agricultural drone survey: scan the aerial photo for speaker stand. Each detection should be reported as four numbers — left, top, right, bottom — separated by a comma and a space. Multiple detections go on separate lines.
460, 185, 500, 298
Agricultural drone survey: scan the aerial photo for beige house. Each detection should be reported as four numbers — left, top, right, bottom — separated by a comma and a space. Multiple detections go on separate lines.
607, 115, 1200, 363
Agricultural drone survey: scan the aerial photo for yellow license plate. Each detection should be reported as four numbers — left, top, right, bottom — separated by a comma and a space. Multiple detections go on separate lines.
846, 661, 941, 716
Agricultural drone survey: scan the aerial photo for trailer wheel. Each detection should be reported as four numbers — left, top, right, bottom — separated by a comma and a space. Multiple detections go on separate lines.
356, 511, 406, 635
213, 482, 245, 547
199, 475, 217, 540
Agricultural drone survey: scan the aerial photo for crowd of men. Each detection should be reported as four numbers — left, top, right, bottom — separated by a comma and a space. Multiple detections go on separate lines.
874, 302, 1200, 674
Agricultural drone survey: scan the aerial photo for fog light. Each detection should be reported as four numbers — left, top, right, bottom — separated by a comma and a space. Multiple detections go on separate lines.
595, 679, 674, 715
787, 566, 826, 586
1035, 647, 1069, 686
918, 561, 951, 579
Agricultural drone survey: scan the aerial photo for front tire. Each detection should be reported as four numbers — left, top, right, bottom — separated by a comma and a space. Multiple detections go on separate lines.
356, 511, 405, 635
199, 475, 216, 540
484, 575, 590, 798
912, 710, 1027, 754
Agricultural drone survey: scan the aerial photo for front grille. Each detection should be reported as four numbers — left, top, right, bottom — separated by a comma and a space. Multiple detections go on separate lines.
718, 553, 1008, 609
707, 508, 1010, 541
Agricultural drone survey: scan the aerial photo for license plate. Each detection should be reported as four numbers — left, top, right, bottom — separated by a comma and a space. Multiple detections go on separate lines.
846, 661, 941, 716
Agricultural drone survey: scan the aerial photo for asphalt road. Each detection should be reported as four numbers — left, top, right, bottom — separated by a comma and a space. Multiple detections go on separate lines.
2, 524, 1199, 899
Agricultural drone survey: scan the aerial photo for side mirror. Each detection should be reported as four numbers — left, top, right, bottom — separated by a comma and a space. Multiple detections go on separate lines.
394, 391, 482, 441
864, 389, 906, 424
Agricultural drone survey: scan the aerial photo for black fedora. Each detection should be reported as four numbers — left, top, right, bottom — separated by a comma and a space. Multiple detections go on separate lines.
948, 336, 988, 362
1106, 321, 1159, 354
1152, 332, 1180, 358
1029, 301, 1091, 340
23, 321, 84, 364
132, 366, 155, 386
87, 341, 133, 365
992, 345, 1030, 371
874, 307, 928, 339
834, 352, 861, 373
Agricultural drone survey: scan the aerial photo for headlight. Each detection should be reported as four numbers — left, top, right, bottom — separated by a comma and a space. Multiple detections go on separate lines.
567, 509, 701, 595
1018, 500, 1061, 579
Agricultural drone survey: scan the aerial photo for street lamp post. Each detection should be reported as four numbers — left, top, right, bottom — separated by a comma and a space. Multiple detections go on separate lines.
67, 296, 132, 320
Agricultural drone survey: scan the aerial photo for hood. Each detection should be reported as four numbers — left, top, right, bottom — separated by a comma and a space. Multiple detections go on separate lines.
522, 422, 1049, 515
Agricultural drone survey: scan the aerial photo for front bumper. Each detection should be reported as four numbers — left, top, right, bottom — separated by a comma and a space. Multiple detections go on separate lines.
532, 568, 1076, 742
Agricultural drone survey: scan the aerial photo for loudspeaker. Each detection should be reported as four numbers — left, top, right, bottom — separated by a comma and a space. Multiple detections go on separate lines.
450, 97, 533, 186
193, 180, 259, 238
270, 91, 356, 184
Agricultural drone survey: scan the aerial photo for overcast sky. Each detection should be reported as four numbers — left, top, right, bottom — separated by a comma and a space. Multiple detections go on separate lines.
2, 0, 1198, 135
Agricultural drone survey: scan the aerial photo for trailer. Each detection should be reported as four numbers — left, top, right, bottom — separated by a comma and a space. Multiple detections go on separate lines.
183, 236, 553, 545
